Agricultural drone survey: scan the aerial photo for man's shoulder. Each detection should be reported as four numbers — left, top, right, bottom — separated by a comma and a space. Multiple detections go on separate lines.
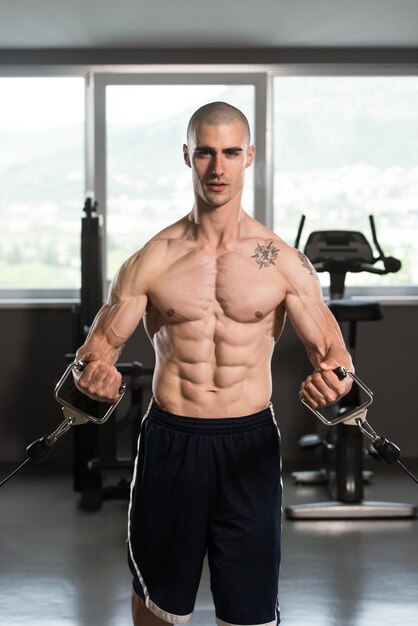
125, 217, 191, 272
114, 232, 179, 296
147, 216, 191, 248
135, 216, 187, 250
242, 217, 293, 255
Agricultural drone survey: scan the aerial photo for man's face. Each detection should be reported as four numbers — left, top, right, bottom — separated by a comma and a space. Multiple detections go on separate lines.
183, 121, 254, 208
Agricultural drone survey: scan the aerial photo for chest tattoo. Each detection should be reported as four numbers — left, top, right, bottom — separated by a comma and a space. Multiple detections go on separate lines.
251, 241, 280, 269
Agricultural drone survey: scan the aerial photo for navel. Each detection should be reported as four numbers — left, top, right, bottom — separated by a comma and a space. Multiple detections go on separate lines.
255, 310, 264, 319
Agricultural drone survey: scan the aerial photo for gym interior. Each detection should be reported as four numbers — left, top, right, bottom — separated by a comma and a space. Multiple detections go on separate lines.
0, 2, 417, 625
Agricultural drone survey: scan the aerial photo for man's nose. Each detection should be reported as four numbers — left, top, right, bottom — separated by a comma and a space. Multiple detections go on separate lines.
211, 155, 224, 177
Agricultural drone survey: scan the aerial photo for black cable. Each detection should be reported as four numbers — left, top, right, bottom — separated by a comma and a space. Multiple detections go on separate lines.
0, 458, 30, 488
397, 460, 418, 486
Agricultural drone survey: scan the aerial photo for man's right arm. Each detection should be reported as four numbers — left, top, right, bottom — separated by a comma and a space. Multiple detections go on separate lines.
74, 247, 152, 402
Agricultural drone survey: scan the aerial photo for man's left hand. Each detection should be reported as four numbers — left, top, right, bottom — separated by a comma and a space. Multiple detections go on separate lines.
299, 358, 352, 409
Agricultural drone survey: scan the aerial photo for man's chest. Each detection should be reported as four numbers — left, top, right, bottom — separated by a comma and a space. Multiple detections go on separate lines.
148, 247, 286, 324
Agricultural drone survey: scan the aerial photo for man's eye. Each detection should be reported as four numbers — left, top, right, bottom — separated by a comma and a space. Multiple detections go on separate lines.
226, 150, 240, 156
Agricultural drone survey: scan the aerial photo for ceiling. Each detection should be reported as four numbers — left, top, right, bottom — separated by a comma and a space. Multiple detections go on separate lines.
0, 0, 417, 50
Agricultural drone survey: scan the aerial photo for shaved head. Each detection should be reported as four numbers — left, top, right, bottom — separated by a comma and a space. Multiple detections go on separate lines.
187, 101, 251, 145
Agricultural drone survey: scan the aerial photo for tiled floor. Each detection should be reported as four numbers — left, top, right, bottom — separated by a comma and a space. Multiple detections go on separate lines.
0, 460, 417, 625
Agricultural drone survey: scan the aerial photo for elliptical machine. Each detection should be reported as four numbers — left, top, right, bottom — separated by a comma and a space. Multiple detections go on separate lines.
286, 215, 416, 519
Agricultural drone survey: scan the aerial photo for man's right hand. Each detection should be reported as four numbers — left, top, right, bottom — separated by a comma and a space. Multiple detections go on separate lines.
73, 358, 123, 403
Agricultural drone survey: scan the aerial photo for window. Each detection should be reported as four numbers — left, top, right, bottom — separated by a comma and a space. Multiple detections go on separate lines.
1, 68, 417, 301
0, 76, 85, 293
273, 75, 418, 288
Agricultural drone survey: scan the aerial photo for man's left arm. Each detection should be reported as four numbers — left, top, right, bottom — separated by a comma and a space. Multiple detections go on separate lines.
281, 247, 353, 410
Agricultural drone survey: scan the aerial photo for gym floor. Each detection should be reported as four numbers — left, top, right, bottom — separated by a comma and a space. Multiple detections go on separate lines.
0, 461, 417, 626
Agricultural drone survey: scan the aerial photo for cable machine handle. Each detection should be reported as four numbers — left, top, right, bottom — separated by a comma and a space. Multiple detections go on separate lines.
299, 367, 418, 485
300, 367, 374, 427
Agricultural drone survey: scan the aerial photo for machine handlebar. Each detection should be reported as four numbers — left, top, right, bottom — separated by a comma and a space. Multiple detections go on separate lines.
296, 214, 401, 279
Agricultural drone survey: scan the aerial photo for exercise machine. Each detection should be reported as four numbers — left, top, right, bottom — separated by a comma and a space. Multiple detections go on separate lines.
286, 215, 417, 520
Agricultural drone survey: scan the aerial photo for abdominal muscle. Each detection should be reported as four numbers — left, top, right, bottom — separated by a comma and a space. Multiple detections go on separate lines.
149, 309, 277, 418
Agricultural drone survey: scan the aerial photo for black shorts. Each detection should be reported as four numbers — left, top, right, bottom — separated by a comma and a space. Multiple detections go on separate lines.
128, 399, 282, 626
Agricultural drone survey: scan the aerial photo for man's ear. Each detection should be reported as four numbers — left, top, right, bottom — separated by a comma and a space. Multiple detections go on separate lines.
245, 145, 255, 168
183, 144, 191, 168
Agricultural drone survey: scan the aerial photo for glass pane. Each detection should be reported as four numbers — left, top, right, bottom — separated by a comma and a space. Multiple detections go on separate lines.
273, 76, 418, 286
106, 84, 255, 278
0, 77, 85, 290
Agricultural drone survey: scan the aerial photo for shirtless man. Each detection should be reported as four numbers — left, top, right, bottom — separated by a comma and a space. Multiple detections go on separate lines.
74, 102, 352, 626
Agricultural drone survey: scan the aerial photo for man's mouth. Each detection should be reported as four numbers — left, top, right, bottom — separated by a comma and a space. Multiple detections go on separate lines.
207, 181, 227, 191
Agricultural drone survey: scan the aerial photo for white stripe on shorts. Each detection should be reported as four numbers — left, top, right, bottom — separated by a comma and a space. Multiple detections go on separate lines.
216, 618, 277, 626
127, 397, 194, 624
